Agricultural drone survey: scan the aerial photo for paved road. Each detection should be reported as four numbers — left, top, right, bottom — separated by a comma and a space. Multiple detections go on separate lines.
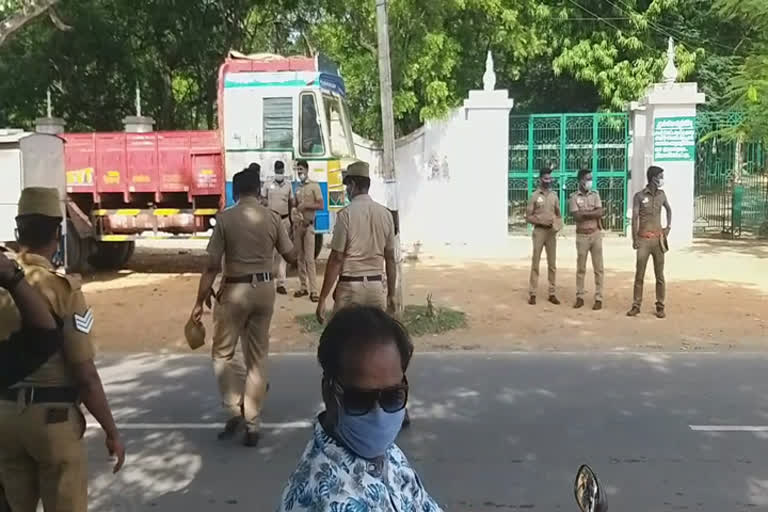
83, 352, 768, 511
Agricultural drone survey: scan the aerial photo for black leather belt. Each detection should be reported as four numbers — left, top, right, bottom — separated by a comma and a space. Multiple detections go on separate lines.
224, 273, 272, 284
0, 387, 78, 404
339, 275, 383, 282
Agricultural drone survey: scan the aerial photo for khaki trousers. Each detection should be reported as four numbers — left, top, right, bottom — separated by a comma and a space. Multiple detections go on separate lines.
273, 217, 291, 287
212, 281, 275, 432
294, 223, 317, 294
576, 232, 604, 301
333, 279, 386, 313
0, 401, 87, 512
633, 237, 666, 307
529, 226, 557, 297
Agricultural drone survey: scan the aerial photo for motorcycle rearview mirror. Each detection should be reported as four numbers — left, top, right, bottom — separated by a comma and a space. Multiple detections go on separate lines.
574, 464, 607, 512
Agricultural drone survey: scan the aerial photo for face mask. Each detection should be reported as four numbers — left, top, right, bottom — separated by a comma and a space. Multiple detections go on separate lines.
335, 404, 405, 459
299, 173, 308, 183
656, 178, 664, 189
274, 175, 285, 183
583, 180, 593, 191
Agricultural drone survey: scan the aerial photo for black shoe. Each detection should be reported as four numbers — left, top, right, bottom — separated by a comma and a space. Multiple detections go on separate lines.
626, 306, 641, 317
310, 294, 320, 303
294, 290, 308, 298
548, 295, 561, 305
656, 305, 666, 319
276, 286, 288, 295
243, 431, 260, 448
573, 298, 584, 309
593, 301, 603, 311
528, 296, 536, 305
401, 409, 411, 429
217, 416, 244, 441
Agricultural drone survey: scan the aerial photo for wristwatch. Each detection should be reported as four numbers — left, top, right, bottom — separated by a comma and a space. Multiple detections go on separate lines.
1, 260, 25, 291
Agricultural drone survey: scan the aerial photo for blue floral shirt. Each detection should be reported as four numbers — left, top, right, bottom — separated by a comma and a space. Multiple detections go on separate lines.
277, 420, 445, 512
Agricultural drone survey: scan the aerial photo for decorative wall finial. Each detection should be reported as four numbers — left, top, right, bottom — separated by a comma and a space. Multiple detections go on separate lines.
483, 50, 496, 91
135, 83, 142, 117
46, 88, 52, 118
662, 37, 678, 84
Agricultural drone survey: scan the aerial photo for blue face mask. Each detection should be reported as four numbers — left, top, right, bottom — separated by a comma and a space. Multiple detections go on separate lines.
335, 403, 405, 459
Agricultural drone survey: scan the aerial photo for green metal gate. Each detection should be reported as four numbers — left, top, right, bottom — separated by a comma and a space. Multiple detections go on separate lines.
694, 112, 768, 238
508, 113, 630, 234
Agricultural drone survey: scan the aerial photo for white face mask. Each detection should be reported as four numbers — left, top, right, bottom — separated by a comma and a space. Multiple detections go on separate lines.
274, 174, 285, 183
583, 180, 593, 191
656, 178, 664, 189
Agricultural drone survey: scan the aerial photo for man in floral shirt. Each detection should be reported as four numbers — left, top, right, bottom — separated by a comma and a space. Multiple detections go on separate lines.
276, 307, 443, 512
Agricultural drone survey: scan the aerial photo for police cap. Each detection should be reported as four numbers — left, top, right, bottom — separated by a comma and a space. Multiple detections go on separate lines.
17, 187, 62, 219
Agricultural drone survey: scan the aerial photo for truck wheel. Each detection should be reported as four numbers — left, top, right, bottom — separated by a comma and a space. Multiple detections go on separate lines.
89, 241, 133, 271
314, 233, 323, 259
65, 221, 89, 273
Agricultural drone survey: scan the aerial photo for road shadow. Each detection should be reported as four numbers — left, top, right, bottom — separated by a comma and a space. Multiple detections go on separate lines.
688, 239, 768, 259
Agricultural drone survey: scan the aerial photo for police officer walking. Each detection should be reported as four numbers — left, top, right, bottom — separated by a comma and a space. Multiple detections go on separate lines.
292, 160, 324, 303
569, 168, 604, 310
315, 161, 397, 323
0, 187, 125, 512
191, 167, 296, 447
265, 160, 294, 295
627, 166, 672, 319
526, 167, 562, 305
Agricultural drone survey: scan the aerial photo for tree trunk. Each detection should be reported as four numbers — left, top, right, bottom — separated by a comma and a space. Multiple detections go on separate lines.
0, 0, 61, 47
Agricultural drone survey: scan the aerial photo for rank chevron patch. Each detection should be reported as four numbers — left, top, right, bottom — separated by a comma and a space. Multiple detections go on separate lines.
74, 309, 94, 334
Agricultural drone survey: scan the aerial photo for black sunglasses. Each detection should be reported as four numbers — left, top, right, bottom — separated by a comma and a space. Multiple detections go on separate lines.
330, 376, 409, 416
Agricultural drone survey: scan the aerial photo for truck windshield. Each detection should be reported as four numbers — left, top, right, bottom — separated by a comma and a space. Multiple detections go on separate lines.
300, 93, 324, 156
323, 94, 354, 158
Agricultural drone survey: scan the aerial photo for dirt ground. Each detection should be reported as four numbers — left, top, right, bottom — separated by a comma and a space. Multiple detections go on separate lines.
81, 237, 768, 354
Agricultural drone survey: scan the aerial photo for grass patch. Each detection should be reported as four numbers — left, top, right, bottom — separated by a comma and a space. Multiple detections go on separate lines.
296, 304, 467, 336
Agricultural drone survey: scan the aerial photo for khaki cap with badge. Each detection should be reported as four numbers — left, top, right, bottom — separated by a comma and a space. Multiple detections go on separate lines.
184, 317, 206, 350
343, 161, 369, 182
17, 187, 63, 218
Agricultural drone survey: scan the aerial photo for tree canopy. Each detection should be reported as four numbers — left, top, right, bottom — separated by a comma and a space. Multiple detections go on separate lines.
0, 0, 753, 139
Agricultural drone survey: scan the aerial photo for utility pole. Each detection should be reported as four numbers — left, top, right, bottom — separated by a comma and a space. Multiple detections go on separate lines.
375, 0, 404, 315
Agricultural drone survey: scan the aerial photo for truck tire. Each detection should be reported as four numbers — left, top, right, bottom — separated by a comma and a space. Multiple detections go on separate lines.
89, 241, 133, 271
65, 221, 88, 273
314, 233, 323, 259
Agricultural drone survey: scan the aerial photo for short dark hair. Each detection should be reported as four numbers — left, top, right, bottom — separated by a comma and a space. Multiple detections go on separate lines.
16, 215, 61, 250
647, 165, 664, 183
248, 162, 261, 173
539, 167, 553, 177
342, 175, 371, 191
578, 168, 592, 181
296, 159, 309, 171
238, 168, 261, 196
317, 306, 414, 380
274, 160, 285, 172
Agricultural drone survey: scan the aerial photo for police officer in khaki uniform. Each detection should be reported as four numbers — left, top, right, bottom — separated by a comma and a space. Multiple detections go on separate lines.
0, 187, 125, 512
627, 165, 672, 319
292, 159, 324, 302
526, 167, 562, 305
265, 160, 294, 295
191, 167, 295, 447
315, 161, 397, 323
569, 168, 604, 310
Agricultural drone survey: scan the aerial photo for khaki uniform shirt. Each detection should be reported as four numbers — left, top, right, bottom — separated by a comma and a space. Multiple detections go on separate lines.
295, 180, 323, 223
207, 196, 293, 276
569, 189, 602, 231
331, 194, 395, 277
266, 181, 293, 217
526, 188, 559, 226
0, 252, 94, 388
635, 187, 667, 235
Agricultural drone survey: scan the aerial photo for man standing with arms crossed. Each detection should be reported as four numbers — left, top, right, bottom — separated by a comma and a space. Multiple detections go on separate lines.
292, 160, 324, 303
526, 167, 562, 305
569, 168, 604, 310
191, 167, 296, 447
265, 160, 294, 295
0, 187, 125, 512
627, 165, 671, 319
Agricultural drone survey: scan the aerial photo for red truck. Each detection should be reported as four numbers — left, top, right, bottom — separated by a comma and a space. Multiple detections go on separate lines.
62, 130, 223, 271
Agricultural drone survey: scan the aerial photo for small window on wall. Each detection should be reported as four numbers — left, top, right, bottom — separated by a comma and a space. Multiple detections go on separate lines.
300, 93, 324, 156
263, 97, 293, 149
